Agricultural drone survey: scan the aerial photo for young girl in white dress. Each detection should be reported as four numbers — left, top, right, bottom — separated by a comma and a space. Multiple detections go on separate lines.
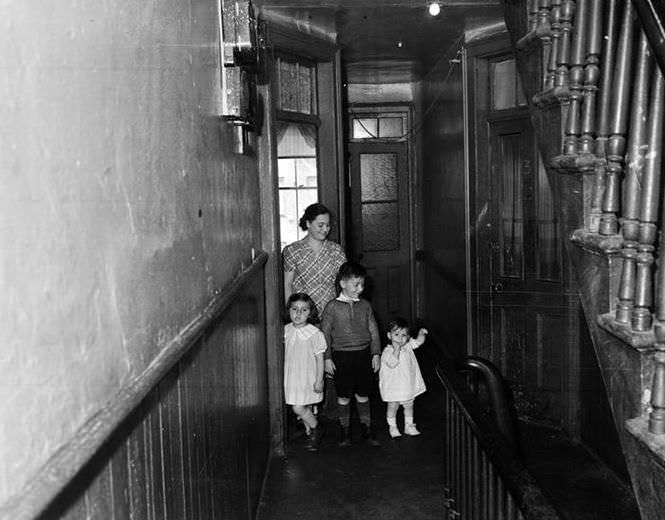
379, 318, 428, 438
284, 293, 326, 451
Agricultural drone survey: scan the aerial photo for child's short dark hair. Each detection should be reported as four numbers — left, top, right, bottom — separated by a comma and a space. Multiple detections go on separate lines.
286, 292, 319, 324
337, 261, 366, 280
387, 317, 409, 334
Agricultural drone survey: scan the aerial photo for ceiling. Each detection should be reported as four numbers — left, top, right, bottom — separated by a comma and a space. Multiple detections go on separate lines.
255, 0, 504, 83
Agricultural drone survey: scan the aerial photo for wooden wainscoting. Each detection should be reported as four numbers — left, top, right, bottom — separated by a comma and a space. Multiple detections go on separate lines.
23, 254, 271, 520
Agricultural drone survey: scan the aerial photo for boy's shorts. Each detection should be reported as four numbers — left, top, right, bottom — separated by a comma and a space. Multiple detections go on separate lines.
331, 348, 374, 398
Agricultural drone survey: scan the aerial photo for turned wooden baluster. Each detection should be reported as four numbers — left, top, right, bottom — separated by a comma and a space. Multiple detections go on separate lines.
536, 1, 553, 84
545, 1, 563, 90
650, 75, 665, 432
599, 0, 635, 236
578, 0, 603, 156
529, 0, 540, 33
650, 272, 665, 434
589, 0, 620, 232
615, 32, 652, 324
564, 0, 588, 155
632, 68, 664, 331
555, 0, 576, 90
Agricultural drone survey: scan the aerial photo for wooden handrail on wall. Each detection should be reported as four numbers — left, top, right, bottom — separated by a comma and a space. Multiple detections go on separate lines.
0, 251, 269, 520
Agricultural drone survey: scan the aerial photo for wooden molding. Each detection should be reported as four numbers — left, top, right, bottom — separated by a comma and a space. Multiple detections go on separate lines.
0, 252, 269, 520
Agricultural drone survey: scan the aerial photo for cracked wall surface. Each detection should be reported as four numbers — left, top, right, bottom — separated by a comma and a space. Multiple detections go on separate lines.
0, 0, 261, 505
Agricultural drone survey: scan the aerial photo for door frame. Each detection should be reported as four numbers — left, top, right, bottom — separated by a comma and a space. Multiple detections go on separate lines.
346, 103, 417, 324
466, 34, 581, 436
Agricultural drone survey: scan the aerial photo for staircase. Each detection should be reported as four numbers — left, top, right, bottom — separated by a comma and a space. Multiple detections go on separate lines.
501, 1, 665, 518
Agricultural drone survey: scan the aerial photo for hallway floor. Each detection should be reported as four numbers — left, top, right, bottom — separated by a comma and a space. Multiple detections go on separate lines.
257, 350, 640, 520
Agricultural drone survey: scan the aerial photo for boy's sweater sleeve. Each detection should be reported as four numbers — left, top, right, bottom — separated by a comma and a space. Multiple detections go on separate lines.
368, 305, 381, 356
320, 302, 333, 360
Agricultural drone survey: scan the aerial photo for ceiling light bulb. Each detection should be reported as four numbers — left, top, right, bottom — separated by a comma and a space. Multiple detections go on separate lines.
397, 41, 403, 48
428, 2, 441, 16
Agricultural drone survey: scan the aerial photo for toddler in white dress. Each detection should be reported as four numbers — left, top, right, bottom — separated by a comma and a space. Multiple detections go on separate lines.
379, 318, 428, 438
284, 293, 326, 451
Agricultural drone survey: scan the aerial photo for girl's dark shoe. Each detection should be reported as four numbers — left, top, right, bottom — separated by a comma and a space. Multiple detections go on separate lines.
338, 424, 351, 447
305, 426, 322, 452
360, 423, 381, 447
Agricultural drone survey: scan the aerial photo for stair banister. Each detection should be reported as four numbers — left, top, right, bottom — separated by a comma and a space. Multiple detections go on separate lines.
555, 0, 575, 91
564, 0, 588, 156
631, 0, 665, 75
631, 67, 664, 331
589, 0, 620, 233
615, 31, 652, 324
545, 1, 563, 90
599, 0, 635, 236
578, 0, 602, 156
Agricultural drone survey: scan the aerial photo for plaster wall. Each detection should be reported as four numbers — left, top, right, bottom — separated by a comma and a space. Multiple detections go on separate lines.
0, 0, 260, 505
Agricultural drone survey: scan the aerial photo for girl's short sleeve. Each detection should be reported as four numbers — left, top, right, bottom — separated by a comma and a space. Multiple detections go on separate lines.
309, 329, 327, 355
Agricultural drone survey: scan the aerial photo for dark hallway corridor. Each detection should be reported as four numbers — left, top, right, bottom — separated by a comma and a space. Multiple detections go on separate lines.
257, 347, 639, 520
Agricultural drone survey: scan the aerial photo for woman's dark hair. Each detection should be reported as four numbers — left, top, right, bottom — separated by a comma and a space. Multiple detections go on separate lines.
386, 317, 409, 334
285, 292, 319, 324
299, 203, 332, 231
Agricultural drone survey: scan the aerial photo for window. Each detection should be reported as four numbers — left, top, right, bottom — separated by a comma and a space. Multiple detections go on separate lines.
276, 54, 321, 249
350, 113, 406, 140
491, 57, 527, 110
277, 57, 317, 115
278, 122, 318, 249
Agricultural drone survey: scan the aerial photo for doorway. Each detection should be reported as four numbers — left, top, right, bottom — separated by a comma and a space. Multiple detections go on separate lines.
468, 41, 576, 431
347, 106, 414, 329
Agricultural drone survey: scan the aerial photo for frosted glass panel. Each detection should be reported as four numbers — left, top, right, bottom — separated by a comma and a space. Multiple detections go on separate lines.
353, 118, 378, 139
278, 59, 316, 114
537, 156, 560, 280
279, 60, 299, 112
492, 59, 517, 110
362, 202, 399, 251
499, 134, 523, 278
379, 117, 403, 137
360, 153, 398, 201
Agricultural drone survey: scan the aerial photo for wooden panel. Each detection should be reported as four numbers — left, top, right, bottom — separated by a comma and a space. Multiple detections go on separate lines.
37, 265, 270, 519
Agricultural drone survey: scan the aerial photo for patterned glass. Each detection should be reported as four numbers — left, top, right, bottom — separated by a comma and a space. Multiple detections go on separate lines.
362, 202, 399, 251
278, 58, 315, 114
360, 153, 398, 201
491, 58, 517, 110
499, 134, 523, 278
536, 156, 560, 280
353, 118, 378, 139
298, 65, 313, 114
279, 60, 299, 111
379, 117, 403, 138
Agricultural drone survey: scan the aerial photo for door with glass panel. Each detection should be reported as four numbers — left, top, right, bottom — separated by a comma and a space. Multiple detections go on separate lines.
348, 137, 411, 330
483, 117, 567, 427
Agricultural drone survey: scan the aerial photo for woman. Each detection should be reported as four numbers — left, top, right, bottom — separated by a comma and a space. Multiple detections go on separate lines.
283, 203, 347, 318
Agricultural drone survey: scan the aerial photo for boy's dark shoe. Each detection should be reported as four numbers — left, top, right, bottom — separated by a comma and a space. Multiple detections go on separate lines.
360, 423, 381, 447
305, 426, 323, 452
338, 424, 351, 447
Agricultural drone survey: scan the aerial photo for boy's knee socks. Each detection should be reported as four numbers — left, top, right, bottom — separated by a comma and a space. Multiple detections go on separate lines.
338, 403, 350, 427
356, 400, 371, 426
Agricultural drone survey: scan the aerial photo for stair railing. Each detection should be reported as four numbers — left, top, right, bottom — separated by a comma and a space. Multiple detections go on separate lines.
437, 358, 560, 519
523, 0, 665, 435
458, 356, 519, 450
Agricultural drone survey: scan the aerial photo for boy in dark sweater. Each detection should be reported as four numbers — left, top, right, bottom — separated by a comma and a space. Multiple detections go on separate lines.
321, 262, 381, 446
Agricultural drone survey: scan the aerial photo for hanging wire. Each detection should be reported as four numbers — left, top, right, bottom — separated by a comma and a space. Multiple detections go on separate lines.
348, 33, 465, 142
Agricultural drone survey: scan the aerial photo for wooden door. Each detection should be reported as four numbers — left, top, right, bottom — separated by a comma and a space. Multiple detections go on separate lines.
348, 141, 412, 330
476, 117, 568, 427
